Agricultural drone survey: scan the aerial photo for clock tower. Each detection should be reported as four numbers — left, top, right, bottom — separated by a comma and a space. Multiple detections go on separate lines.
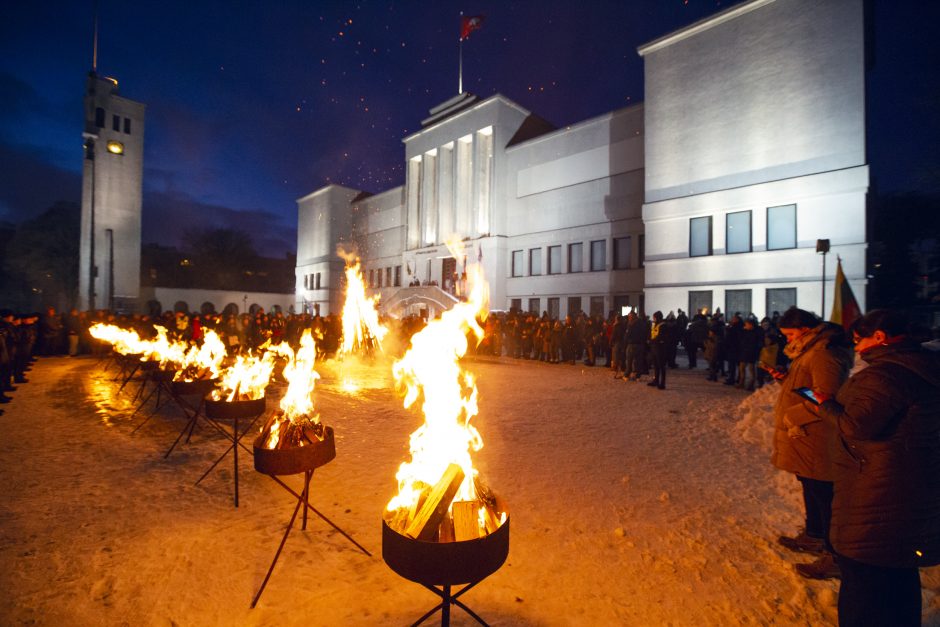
79, 71, 146, 312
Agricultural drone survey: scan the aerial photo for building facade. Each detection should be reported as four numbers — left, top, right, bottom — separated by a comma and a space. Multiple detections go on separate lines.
295, 0, 867, 321
79, 72, 146, 312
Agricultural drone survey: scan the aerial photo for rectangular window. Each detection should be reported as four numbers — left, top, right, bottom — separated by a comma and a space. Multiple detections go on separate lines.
590, 240, 606, 271
614, 236, 631, 270
386, 267, 392, 287
511, 250, 524, 277
394, 266, 401, 287
725, 289, 752, 317
511, 298, 522, 312
638, 234, 645, 268
377, 269, 383, 288
726, 210, 752, 254
123, 118, 131, 134
567, 297, 582, 317
369, 269, 375, 288
95, 107, 105, 128
112, 114, 120, 132
767, 204, 797, 250
528, 298, 540, 315
316, 272, 321, 289
547, 245, 561, 275
303, 274, 309, 290
568, 243, 583, 273
688, 290, 713, 317
690, 216, 713, 257
766, 288, 797, 317
529, 248, 542, 276
547, 297, 560, 320
589, 296, 605, 318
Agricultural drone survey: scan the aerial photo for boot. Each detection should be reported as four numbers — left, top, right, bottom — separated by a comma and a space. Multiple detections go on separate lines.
777, 530, 826, 555
795, 552, 840, 580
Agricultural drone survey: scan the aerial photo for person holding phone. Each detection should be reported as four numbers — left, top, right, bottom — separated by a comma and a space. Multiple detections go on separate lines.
771, 307, 854, 579
813, 309, 940, 626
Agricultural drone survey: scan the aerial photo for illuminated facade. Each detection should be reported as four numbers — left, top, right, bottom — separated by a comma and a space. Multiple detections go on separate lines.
296, 0, 867, 320
79, 72, 145, 312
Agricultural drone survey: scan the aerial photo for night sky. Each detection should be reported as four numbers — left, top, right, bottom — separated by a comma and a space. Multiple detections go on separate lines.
2, 1, 938, 256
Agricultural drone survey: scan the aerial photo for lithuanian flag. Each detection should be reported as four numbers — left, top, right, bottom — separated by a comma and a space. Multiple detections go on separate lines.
830, 257, 862, 330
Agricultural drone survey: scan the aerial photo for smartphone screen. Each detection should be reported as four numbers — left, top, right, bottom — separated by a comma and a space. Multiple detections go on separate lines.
794, 387, 820, 405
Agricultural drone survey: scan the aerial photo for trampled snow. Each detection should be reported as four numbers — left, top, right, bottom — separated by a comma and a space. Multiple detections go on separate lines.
2, 355, 939, 625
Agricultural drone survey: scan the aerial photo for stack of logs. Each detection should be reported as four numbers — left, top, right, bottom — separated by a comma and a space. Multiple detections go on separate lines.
386, 463, 502, 542
258, 413, 323, 450
174, 365, 215, 383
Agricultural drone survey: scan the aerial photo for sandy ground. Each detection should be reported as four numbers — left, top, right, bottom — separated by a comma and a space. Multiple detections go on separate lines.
2, 353, 939, 626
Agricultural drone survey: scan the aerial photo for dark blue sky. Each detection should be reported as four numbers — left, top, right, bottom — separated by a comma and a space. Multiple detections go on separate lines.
1, 1, 937, 255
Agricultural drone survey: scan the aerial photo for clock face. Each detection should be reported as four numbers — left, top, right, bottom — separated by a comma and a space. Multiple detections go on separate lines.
106, 140, 124, 155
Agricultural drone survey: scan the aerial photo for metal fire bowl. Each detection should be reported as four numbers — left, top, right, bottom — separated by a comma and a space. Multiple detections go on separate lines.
205, 396, 266, 421
382, 515, 510, 586
140, 360, 160, 371
152, 369, 176, 382
253, 425, 336, 476
171, 378, 219, 397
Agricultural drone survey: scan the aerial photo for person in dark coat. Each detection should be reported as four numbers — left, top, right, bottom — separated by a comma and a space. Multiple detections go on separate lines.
686, 313, 708, 369
814, 310, 940, 626
647, 311, 668, 389
737, 317, 762, 390
772, 307, 854, 579
723, 314, 743, 385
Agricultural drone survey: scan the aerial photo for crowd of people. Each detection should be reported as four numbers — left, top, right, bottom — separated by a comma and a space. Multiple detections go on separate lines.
4, 301, 940, 624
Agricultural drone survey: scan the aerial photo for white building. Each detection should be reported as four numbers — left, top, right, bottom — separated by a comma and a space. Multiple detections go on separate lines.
639, 0, 868, 318
79, 72, 146, 312
295, 0, 867, 321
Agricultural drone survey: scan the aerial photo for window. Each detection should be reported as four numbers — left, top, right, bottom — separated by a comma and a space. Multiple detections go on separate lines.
369, 269, 375, 288
528, 298, 540, 315
123, 118, 131, 134
394, 266, 401, 287
568, 243, 583, 273
113, 114, 121, 131
589, 296, 605, 317
726, 211, 752, 254
767, 204, 797, 250
303, 274, 309, 290
377, 269, 383, 288
547, 297, 560, 320
614, 236, 631, 269
725, 289, 752, 318
511, 298, 522, 312
95, 107, 105, 128
590, 240, 606, 271
638, 234, 645, 268
315, 272, 321, 289
613, 295, 631, 315
529, 248, 542, 276
688, 290, 713, 316
567, 297, 582, 317
766, 288, 797, 317
511, 250, 524, 277
386, 267, 392, 287
690, 217, 712, 257
547, 245, 561, 275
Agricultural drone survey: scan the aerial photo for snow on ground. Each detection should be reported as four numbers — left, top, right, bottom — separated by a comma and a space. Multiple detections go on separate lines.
1, 354, 939, 626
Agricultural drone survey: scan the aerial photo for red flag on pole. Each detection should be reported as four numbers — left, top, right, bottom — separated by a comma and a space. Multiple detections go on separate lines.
829, 257, 862, 331
460, 15, 485, 40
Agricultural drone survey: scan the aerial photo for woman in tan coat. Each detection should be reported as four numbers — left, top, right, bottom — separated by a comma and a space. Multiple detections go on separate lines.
771, 307, 854, 579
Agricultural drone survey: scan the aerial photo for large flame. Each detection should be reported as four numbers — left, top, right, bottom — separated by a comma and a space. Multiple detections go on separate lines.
271, 329, 320, 423
89, 323, 148, 355
212, 351, 277, 402
386, 252, 489, 514
172, 330, 227, 381
339, 258, 388, 355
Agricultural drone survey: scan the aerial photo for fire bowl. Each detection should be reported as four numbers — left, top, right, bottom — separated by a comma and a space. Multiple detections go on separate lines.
382, 515, 510, 586
205, 396, 266, 421
151, 369, 176, 382
253, 425, 335, 476
140, 360, 160, 371
171, 378, 219, 397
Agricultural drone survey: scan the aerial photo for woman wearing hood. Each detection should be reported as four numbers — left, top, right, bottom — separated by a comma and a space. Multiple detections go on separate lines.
813, 309, 940, 626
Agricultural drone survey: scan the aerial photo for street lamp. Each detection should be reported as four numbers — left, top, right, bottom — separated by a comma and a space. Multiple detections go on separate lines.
817, 238, 830, 318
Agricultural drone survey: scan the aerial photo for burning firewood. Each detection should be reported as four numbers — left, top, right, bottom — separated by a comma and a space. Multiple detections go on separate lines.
452, 501, 480, 541
258, 413, 323, 450
405, 463, 465, 541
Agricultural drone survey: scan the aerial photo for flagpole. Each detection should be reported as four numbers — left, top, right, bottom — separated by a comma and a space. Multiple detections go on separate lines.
458, 12, 463, 94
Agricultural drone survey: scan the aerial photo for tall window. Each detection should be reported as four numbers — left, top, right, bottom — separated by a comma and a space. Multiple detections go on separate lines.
767, 204, 797, 250
766, 288, 797, 316
304, 274, 309, 290
511, 250, 524, 277
567, 297, 582, 317
386, 267, 392, 287
123, 118, 131, 134
528, 298, 540, 315
112, 114, 121, 132
589, 296, 605, 317
688, 290, 713, 316
590, 240, 606, 271
547, 297, 560, 320
377, 269, 383, 288
725, 289, 752, 317
529, 248, 542, 276
369, 269, 375, 288
511, 298, 522, 312
690, 216, 713, 257
638, 234, 645, 268
726, 211, 752, 254
568, 243, 583, 273
614, 236, 631, 269
394, 266, 401, 287
547, 245, 561, 275
315, 273, 321, 289
95, 107, 105, 128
